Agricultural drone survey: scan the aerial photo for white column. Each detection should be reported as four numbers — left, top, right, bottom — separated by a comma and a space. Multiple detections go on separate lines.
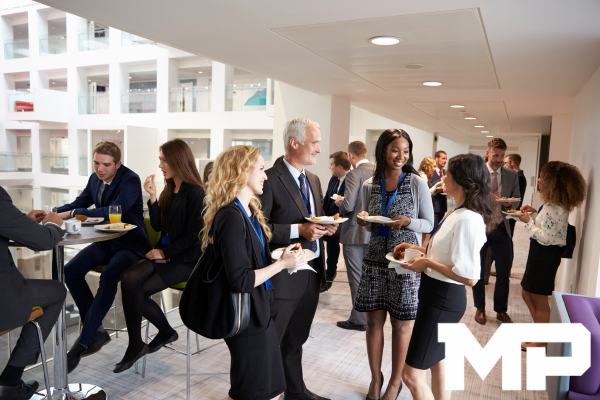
66, 13, 85, 54
157, 57, 177, 114
109, 62, 128, 114
210, 128, 232, 159
31, 126, 41, 174
108, 27, 121, 49
0, 15, 13, 61
211, 61, 233, 112
27, 9, 44, 57
549, 114, 573, 163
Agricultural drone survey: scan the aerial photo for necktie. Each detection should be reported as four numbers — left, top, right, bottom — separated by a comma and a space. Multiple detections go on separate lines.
97, 182, 106, 206
439, 169, 443, 178
492, 171, 502, 223
298, 174, 318, 253
333, 179, 339, 195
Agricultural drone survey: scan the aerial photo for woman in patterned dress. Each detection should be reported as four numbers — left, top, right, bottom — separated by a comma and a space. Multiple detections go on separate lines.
519, 161, 586, 350
356, 129, 434, 400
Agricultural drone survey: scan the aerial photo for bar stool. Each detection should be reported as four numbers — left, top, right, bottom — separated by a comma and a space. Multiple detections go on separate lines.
0, 307, 51, 400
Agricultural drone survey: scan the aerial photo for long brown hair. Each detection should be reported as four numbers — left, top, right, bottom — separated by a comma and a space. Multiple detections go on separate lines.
540, 161, 587, 212
158, 139, 203, 227
201, 145, 271, 250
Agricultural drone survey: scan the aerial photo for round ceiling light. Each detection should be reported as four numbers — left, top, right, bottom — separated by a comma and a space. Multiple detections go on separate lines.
369, 36, 401, 46
465, 117, 476, 120
422, 81, 442, 87
486, 135, 494, 138
474, 125, 484, 128
450, 105, 465, 108
404, 63, 423, 69
481, 131, 489, 133
198, 71, 203, 74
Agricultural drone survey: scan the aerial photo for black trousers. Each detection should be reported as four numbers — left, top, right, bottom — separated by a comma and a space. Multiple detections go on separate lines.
473, 225, 513, 313
270, 265, 320, 397
323, 226, 341, 278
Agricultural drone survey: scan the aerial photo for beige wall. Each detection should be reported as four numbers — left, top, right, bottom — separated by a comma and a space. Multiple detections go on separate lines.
549, 114, 573, 163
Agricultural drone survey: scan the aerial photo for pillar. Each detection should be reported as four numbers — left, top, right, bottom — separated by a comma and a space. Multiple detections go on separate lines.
549, 114, 573, 163
211, 61, 233, 112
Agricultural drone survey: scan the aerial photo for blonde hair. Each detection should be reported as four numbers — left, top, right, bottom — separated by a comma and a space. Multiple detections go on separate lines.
201, 145, 271, 250
418, 157, 436, 180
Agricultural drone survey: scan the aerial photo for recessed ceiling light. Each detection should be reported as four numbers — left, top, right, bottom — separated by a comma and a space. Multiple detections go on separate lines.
450, 105, 465, 108
474, 125, 484, 128
129, 76, 132, 79
233, 84, 236, 87
404, 63, 423, 69
88, 80, 91, 82
481, 131, 489, 133
422, 81, 442, 87
465, 117, 476, 120
369, 36, 401, 46
198, 71, 203, 74
486, 135, 494, 138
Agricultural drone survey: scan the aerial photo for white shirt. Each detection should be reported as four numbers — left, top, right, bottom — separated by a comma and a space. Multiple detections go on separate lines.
355, 159, 369, 168
434, 167, 444, 178
425, 208, 487, 285
486, 163, 502, 196
336, 175, 346, 194
283, 157, 320, 257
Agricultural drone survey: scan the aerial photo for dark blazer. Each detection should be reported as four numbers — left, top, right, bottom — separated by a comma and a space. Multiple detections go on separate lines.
148, 182, 205, 262
431, 169, 447, 215
518, 170, 527, 207
0, 187, 64, 331
259, 156, 327, 299
57, 165, 152, 258
496, 166, 521, 236
323, 176, 346, 216
212, 204, 273, 334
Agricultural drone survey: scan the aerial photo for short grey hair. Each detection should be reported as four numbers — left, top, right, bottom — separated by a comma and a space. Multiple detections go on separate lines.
283, 118, 320, 153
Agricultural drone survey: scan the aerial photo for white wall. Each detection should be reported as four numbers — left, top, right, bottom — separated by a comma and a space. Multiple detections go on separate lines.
436, 136, 469, 160
549, 114, 573, 163
556, 65, 600, 297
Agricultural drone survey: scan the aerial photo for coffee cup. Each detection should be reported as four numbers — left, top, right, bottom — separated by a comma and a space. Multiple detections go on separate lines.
404, 248, 424, 262
65, 219, 81, 235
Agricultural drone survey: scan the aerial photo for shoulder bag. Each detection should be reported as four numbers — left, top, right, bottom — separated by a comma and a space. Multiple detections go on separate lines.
561, 224, 576, 259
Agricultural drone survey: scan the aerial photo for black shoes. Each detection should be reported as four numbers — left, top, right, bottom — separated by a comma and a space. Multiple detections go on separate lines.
149, 330, 179, 354
337, 320, 367, 332
81, 328, 111, 357
366, 371, 384, 400
0, 380, 39, 400
113, 344, 149, 373
67, 342, 88, 374
319, 272, 337, 293
283, 389, 330, 400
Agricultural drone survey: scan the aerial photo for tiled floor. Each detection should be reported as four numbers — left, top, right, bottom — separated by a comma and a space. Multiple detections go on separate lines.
2, 222, 549, 399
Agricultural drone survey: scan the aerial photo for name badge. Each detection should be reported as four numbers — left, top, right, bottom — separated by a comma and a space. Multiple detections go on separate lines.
377, 225, 391, 238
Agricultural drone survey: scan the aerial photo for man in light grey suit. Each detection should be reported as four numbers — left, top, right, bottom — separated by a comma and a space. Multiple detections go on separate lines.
335, 141, 375, 331
472, 138, 521, 325
0, 187, 66, 400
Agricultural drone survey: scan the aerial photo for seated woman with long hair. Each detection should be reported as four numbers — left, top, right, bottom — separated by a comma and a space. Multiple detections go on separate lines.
114, 139, 205, 373
397, 154, 496, 400
202, 145, 304, 400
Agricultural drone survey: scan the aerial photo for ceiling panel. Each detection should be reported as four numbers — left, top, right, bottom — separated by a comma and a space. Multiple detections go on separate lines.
273, 8, 499, 91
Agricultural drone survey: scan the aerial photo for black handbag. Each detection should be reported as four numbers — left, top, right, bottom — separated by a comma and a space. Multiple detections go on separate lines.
561, 224, 576, 259
179, 207, 251, 339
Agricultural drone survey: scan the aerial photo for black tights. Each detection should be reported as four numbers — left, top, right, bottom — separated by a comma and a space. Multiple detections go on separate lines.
120, 260, 175, 363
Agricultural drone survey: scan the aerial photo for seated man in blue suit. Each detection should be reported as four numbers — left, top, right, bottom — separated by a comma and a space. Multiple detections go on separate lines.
56, 141, 152, 373
320, 151, 350, 292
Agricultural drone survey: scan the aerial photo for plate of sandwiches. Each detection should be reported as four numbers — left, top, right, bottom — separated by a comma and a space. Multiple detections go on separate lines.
357, 215, 394, 224
305, 216, 348, 224
95, 223, 137, 232
73, 215, 104, 225
496, 197, 521, 203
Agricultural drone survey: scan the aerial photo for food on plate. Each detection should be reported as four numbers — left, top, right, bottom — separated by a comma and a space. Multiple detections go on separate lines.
105, 223, 132, 230
334, 217, 344, 221
75, 215, 88, 222
363, 216, 380, 220
310, 216, 334, 221
506, 210, 522, 213
498, 197, 516, 200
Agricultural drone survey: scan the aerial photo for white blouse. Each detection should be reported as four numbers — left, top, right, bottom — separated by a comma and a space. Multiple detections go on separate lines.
425, 208, 487, 285
525, 203, 568, 246
419, 172, 438, 196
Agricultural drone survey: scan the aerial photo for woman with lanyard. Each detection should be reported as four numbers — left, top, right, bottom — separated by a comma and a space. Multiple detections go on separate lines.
201, 145, 305, 400
395, 154, 495, 400
356, 129, 434, 400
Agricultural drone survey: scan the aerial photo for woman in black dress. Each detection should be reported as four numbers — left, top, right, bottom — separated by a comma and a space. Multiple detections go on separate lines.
114, 139, 205, 372
202, 145, 305, 400
356, 129, 434, 400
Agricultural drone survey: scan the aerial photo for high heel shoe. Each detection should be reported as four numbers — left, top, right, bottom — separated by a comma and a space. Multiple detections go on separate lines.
366, 371, 384, 400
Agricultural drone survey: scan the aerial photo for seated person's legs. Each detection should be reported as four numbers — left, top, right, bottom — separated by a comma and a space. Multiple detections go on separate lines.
0, 280, 66, 395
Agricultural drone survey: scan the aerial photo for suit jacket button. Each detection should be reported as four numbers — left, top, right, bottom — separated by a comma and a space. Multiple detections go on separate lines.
24, 280, 28, 285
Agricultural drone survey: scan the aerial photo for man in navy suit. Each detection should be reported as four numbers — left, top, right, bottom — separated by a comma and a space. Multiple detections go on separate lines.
431, 150, 448, 227
56, 141, 152, 373
320, 151, 350, 291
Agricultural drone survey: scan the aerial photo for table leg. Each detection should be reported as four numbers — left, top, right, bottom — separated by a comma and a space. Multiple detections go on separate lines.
34, 245, 107, 400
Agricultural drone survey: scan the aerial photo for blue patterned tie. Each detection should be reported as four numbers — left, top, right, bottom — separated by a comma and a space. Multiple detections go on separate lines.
298, 174, 318, 253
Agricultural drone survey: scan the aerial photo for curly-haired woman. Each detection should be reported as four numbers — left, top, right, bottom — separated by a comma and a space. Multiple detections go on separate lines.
201, 145, 305, 400
519, 161, 587, 351
417, 157, 443, 196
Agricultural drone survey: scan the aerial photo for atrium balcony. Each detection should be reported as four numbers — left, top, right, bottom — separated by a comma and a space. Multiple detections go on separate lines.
6, 89, 69, 123
170, 86, 211, 112
226, 83, 267, 111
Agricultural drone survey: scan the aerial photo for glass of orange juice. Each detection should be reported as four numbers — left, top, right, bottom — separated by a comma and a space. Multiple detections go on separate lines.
109, 205, 122, 223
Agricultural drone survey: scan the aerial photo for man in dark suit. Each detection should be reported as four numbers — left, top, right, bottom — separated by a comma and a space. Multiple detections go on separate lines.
260, 118, 337, 400
0, 188, 66, 400
56, 141, 152, 373
473, 138, 521, 325
320, 151, 350, 291
504, 153, 527, 209
431, 150, 448, 227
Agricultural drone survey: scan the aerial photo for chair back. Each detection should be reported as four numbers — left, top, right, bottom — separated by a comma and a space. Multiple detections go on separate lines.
0, 308, 44, 337
145, 217, 162, 247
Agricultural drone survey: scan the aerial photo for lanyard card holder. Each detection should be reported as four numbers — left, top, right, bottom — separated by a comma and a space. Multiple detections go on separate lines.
377, 225, 391, 238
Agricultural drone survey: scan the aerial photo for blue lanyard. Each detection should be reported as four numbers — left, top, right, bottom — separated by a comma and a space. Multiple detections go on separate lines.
234, 198, 270, 290
427, 205, 465, 253
381, 171, 404, 217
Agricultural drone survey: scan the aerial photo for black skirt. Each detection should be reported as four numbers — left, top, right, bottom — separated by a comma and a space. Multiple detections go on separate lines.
224, 319, 286, 400
405, 273, 467, 370
153, 260, 195, 287
521, 239, 562, 296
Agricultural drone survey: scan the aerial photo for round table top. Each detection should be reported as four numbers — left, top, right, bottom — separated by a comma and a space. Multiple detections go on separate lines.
9, 222, 127, 247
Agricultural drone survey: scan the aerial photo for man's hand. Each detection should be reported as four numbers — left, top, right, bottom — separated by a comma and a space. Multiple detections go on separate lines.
357, 211, 370, 226
334, 196, 344, 207
298, 223, 328, 241
58, 211, 71, 219
492, 194, 514, 208
146, 249, 166, 260
27, 209, 47, 223
42, 212, 64, 227
321, 213, 339, 235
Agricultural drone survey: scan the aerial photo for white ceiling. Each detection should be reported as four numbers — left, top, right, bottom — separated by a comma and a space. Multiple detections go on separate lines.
33, 0, 600, 140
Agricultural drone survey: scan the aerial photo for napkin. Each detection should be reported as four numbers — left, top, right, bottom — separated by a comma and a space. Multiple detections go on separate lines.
288, 264, 317, 275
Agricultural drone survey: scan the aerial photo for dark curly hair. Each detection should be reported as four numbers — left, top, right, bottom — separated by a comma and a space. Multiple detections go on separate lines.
373, 129, 419, 182
447, 153, 497, 232
540, 161, 587, 211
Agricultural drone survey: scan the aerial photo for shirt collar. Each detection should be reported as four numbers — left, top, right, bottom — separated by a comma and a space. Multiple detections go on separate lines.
338, 175, 346, 184
283, 157, 305, 181
486, 163, 500, 174
355, 159, 369, 168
